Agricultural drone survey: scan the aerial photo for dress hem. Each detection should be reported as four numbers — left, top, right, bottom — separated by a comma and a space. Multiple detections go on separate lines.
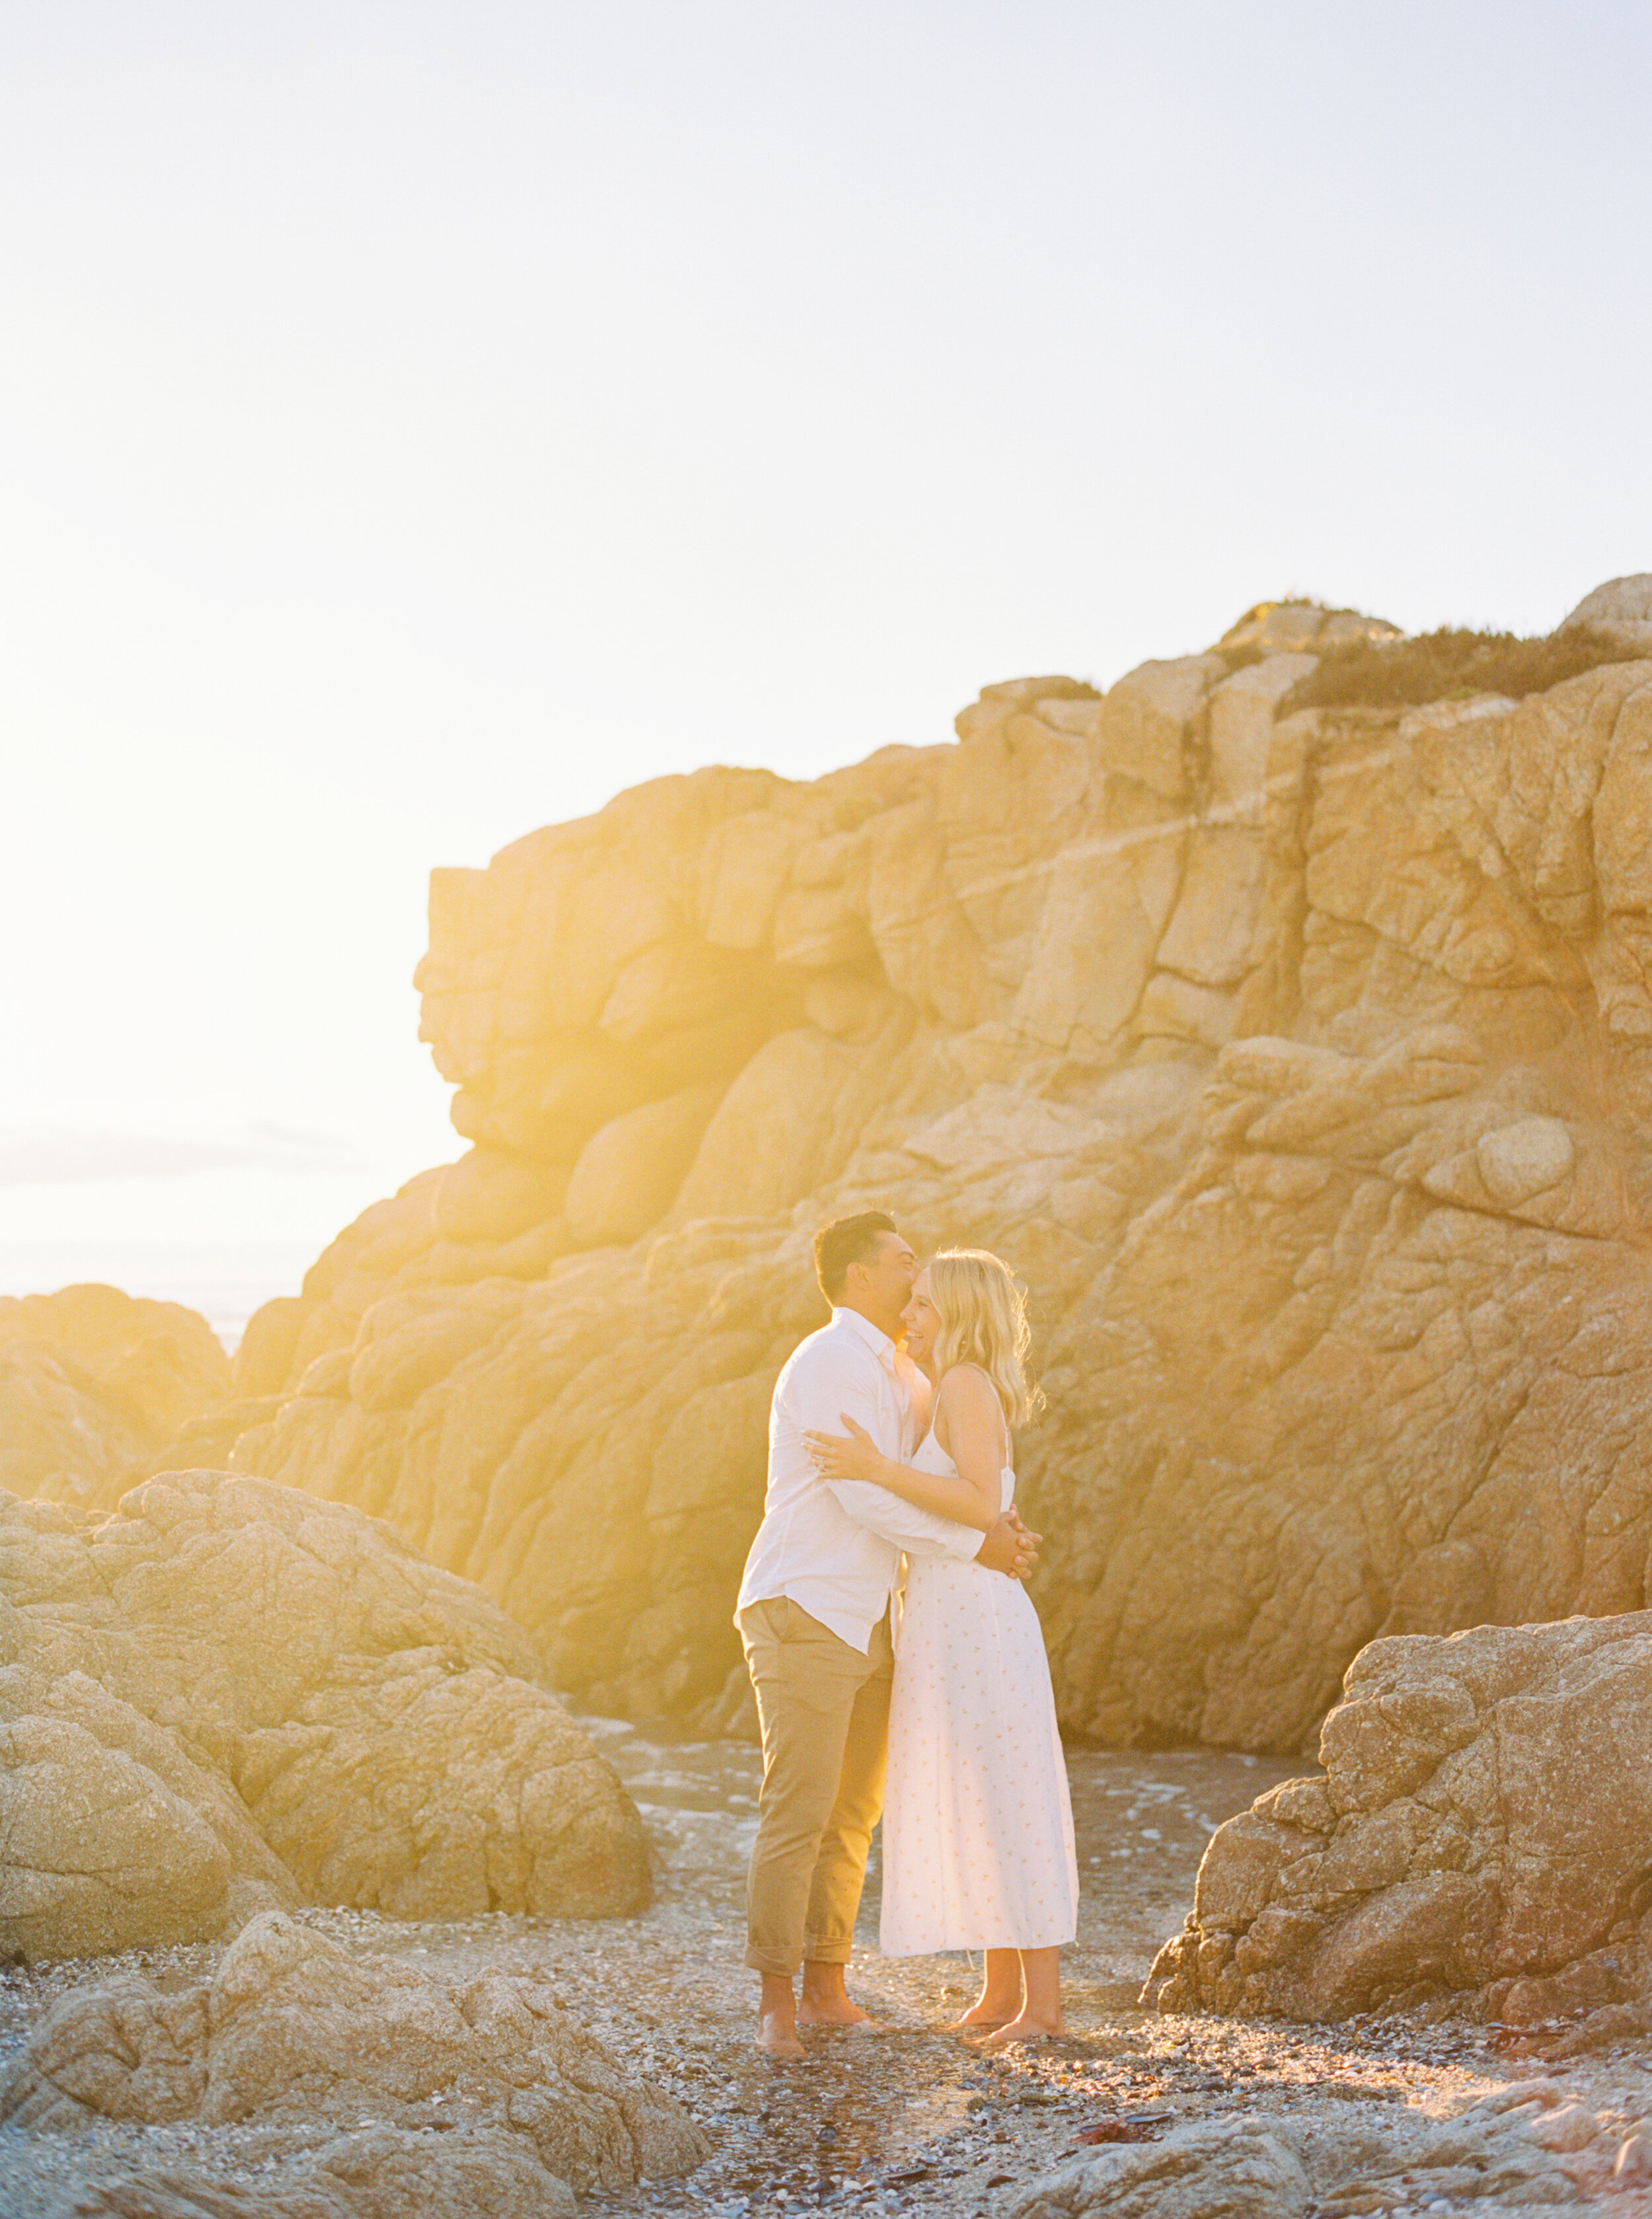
879, 1928, 1078, 1957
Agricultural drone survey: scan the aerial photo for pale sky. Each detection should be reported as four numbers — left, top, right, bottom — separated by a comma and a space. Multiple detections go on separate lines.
2, 1, 1649, 1308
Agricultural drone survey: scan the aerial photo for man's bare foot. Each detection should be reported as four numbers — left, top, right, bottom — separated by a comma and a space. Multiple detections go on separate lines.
797, 1963, 883, 2031
796, 1994, 882, 2029
755, 1973, 805, 2060
948, 2004, 1010, 2030
756, 2008, 806, 2060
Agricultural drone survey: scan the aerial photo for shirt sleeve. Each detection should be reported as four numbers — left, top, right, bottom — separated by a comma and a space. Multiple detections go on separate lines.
790, 1335, 982, 1561
827, 1476, 984, 1560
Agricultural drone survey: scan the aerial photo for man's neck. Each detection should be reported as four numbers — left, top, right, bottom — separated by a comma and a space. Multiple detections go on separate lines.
835, 1297, 902, 1348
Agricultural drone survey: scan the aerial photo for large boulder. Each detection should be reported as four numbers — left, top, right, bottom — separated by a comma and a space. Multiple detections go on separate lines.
0, 1653, 296, 1960
1145, 1612, 1652, 2031
0, 1470, 648, 1959
1006, 2098, 1643, 2218
0, 1910, 706, 2212
120, 595, 1652, 1749
1562, 572, 1652, 652
0, 1284, 231, 1509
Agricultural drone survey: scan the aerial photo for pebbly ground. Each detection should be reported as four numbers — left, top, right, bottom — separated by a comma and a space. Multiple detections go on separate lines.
4, 1729, 1652, 2214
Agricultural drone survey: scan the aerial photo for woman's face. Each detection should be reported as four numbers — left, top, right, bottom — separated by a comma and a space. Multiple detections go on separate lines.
901, 1267, 938, 1369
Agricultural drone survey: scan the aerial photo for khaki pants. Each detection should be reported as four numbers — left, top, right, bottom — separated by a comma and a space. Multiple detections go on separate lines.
737, 1596, 893, 1977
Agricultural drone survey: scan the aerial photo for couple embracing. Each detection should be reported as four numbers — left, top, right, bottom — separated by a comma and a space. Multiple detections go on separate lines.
735, 1209, 1078, 2060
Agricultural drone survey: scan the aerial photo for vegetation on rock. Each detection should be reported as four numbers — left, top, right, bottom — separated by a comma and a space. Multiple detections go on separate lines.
1280, 621, 1644, 715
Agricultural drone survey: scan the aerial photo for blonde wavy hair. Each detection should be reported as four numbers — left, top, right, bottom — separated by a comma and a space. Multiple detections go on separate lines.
925, 1248, 1041, 1429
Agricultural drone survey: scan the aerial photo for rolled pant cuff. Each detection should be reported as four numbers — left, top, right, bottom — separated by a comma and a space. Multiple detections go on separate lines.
745, 1945, 802, 1976
743, 1940, 855, 1975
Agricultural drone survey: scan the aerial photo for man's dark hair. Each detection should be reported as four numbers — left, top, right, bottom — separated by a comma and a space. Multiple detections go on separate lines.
813, 1209, 899, 1306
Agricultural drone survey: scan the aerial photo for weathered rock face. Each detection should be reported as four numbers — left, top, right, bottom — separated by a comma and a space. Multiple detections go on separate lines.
120, 591, 1652, 1750
1145, 1612, 1652, 2030
1007, 2094, 1647, 2218
0, 1470, 648, 1959
0, 1283, 231, 1510
0, 1910, 706, 2214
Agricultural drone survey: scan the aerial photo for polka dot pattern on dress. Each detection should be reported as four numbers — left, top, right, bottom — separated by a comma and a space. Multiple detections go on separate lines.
880, 1429, 1079, 1956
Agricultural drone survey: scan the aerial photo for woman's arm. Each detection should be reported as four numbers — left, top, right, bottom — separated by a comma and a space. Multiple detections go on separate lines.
805, 1369, 1005, 1532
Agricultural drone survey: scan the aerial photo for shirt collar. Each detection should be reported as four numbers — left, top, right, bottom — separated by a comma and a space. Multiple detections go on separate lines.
831, 1306, 899, 1364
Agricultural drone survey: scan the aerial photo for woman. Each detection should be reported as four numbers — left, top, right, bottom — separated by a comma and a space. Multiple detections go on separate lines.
805, 1248, 1077, 2045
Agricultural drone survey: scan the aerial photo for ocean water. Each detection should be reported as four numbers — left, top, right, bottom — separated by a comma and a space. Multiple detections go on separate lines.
125, 1283, 287, 1354
0, 1244, 311, 1355
581, 1714, 1299, 1957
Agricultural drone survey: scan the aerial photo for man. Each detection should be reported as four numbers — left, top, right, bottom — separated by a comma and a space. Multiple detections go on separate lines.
735, 1209, 1040, 2060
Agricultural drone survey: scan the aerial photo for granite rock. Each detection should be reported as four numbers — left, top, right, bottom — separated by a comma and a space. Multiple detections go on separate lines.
110, 593, 1652, 1750
1562, 572, 1652, 653
0, 1912, 705, 2210
0, 1471, 647, 1959
0, 1284, 231, 1510
1009, 2092, 1633, 2216
1144, 1611, 1652, 2027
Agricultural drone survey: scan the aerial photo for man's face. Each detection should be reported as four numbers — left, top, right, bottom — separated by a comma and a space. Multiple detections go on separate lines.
847, 1230, 918, 1335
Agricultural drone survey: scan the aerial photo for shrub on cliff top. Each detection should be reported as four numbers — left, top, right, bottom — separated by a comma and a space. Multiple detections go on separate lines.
1283, 622, 1642, 716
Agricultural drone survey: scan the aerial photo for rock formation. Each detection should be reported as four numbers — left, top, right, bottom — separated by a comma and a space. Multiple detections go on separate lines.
67, 576, 1652, 1752
1006, 2093, 1652, 2218
0, 1470, 647, 1960
1145, 1610, 1652, 2034
0, 1909, 706, 2215
1564, 571, 1652, 654
0, 1283, 231, 1509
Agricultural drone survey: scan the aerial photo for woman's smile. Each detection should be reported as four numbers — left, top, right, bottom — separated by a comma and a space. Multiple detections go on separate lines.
901, 1267, 938, 1369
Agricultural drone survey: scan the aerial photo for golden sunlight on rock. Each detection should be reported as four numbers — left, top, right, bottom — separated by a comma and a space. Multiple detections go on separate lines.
96, 581, 1652, 1757
20, 590, 1652, 1773
0, 1470, 648, 1963
0, 1284, 231, 1507
102, 587, 1652, 1762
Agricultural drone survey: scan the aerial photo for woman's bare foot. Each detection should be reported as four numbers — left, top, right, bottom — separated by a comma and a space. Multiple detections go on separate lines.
949, 1949, 1020, 2033
983, 1945, 1063, 2050
976, 2013, 1065, 2050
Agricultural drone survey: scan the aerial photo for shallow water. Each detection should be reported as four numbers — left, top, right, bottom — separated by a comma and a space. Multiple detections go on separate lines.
587, 1717, 1296, 1970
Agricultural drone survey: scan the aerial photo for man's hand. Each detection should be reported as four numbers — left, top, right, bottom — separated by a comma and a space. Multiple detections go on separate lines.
976, 1505, 1042, 1579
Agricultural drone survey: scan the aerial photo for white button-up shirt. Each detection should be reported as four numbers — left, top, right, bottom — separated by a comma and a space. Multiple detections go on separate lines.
735, 1306, 983, 1653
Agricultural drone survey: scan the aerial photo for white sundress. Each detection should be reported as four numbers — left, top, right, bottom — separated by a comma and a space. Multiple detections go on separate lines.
879, 1415, 1079, 1956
